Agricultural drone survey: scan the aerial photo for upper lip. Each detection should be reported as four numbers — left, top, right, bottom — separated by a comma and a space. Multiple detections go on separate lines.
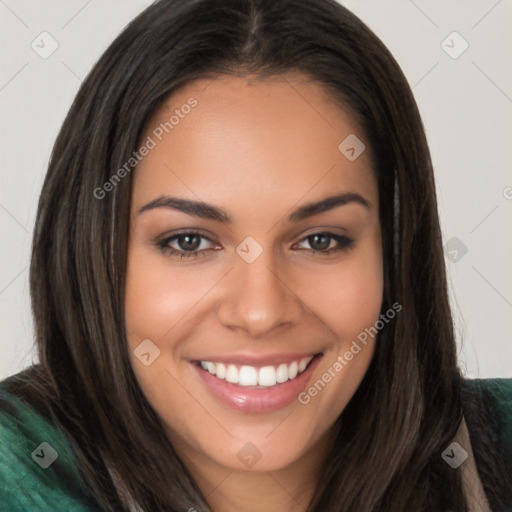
191, 352, 320, 367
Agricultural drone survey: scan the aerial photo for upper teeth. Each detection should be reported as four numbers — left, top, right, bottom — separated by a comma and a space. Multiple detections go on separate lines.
199, 356, 314, 387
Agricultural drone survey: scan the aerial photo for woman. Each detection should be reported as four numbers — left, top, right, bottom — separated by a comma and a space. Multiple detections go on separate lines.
0, 0, 510, 511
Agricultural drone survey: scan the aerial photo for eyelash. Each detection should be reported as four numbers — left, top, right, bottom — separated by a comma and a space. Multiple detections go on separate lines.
155, 230, 355, 260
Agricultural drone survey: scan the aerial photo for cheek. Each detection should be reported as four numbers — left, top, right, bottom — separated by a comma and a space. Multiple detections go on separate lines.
301, 236, 383, 414
293, 233, 383, 406
335, 258, 383, 339
124, 244, 197, 414
300, 234, 383, 342
124, 243, 210, 343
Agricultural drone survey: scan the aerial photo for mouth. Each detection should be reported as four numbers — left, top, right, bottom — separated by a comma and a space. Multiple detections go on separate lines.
192, 353, 323, 413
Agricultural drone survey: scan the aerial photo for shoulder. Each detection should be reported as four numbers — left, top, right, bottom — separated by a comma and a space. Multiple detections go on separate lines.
0, 369, 103, 511
462, 377, 512, 403
461, 377, 512, 446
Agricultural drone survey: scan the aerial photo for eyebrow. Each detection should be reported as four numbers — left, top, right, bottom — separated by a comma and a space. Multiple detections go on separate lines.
137, 192, 371, 223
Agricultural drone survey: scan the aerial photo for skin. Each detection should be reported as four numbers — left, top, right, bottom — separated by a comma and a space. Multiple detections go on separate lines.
124, 72, 383, 512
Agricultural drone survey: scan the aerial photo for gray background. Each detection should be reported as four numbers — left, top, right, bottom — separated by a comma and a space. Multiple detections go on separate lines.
1, 0, 511, 380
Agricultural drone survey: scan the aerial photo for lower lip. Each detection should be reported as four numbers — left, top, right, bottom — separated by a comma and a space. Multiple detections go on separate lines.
193, 355, 322, 413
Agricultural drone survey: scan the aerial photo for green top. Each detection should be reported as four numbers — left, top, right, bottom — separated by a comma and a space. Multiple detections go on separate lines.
0, 381, 103, 511
0, 374, 511, 511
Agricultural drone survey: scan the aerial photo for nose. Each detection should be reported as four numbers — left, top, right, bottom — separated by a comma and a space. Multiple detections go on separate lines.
216, 250, 304, 338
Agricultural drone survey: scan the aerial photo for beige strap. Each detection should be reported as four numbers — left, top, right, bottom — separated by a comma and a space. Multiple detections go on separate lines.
451, 416, 492, 511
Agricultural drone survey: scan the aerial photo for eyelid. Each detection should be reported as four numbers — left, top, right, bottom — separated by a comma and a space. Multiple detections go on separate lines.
293, 225, 348, 240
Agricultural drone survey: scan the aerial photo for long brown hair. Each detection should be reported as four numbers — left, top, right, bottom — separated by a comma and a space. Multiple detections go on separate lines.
6, 0, 507, 510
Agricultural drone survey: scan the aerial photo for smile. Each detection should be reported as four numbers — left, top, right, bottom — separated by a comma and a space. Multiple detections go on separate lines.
193, 353, 323, 413
198, 356, 315, 388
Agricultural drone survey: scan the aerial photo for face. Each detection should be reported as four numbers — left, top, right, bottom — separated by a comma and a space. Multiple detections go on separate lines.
125, 72, 383, 474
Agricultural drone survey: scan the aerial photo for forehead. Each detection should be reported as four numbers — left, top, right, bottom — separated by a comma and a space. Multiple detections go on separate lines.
132, 73, 377, 220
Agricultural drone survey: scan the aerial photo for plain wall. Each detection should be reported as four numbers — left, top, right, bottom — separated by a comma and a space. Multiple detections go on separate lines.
0, 0, 511, 380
